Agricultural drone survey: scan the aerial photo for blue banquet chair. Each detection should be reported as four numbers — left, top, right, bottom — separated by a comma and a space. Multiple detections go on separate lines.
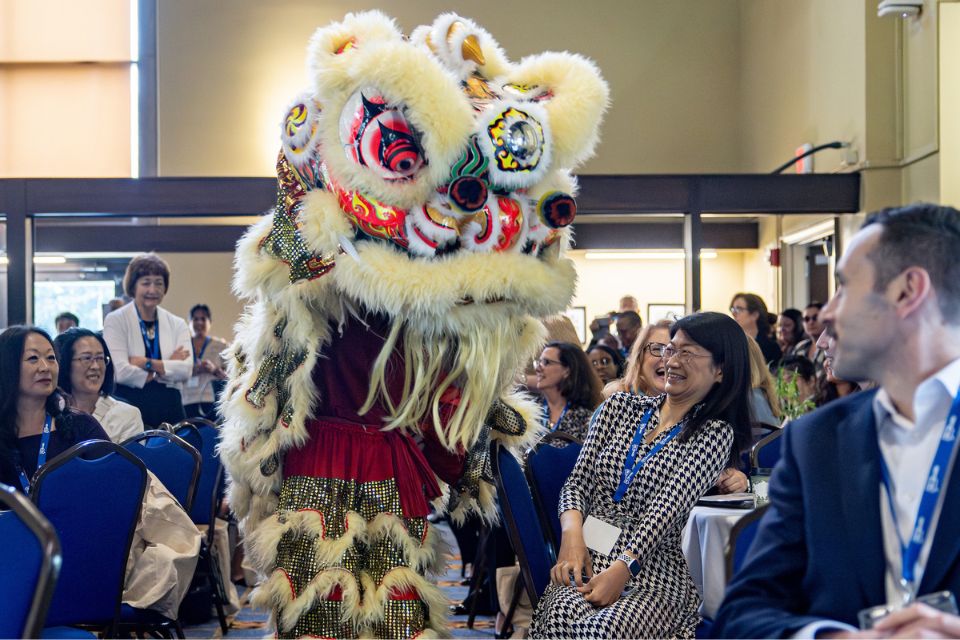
123, 429, 202, 513
30, 440, 148, 637
525, 432, 583, 554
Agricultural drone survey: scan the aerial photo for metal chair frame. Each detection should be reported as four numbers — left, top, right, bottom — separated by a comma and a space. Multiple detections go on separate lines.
0, 482, 62, 638
750, 428, 784, 470
122, 429, 202, 513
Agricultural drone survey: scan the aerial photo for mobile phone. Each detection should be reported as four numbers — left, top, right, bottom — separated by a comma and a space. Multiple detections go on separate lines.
596, 316, 611, 328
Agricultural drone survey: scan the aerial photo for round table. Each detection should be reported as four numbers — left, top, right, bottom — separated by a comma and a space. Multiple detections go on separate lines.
681, 505, 751, 618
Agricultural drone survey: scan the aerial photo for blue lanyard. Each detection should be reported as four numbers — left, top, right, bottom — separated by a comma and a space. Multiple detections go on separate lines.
18, 414, 52, 493
136, 307, 161, 360
542, 399, 569, 433
878, 386, 960, 599
614, 407, 683, 502
193, 337, 210, 363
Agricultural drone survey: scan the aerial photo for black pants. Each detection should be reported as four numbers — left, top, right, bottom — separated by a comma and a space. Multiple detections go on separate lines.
116, 381, 186, 428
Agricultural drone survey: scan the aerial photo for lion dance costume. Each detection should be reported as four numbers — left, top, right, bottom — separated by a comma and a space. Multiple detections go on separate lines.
219, 11, 607, 638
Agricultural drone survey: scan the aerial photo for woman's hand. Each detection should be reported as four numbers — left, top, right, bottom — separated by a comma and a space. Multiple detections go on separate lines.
551, 529, 593, 587
716, 468, 749, 494
576, 561, 630, 608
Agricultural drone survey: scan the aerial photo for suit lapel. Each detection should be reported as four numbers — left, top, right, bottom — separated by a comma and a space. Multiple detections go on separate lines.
919, 444, 960, 594
837, 392, 887, 606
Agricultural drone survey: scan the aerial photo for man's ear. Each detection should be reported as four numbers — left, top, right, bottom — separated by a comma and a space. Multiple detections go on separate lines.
890, 266, 933, 319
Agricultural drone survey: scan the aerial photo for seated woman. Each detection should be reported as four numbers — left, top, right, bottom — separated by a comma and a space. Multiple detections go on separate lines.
535, 342, 604, 441
0, 326, 109, 491
54, 328, 144, 443
775, 308, 805, 356
603, 319, 671, 398
586, 344, 625, 386
530, 312, 752, 639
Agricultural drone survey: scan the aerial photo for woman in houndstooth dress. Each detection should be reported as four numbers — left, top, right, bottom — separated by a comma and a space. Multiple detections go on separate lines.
531, 312, 753, 639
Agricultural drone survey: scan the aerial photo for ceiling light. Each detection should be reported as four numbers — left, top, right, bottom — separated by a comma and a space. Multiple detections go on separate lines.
584, 250, 717, 261
781, 220, 836, 245
33, 256, 68, 265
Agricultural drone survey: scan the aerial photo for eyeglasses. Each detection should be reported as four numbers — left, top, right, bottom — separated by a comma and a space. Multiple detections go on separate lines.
730, 306, 748, 315
590, 357, 613, 367
661, 345, 713, 365
535, 357, 563, 368
645, 342, 667, 357
73, 354, 111, 366
802, 315, 818, 322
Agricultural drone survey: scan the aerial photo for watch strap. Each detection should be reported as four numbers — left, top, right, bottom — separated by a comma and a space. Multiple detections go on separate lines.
618, 553, 640, 578
145, 359, 153, 372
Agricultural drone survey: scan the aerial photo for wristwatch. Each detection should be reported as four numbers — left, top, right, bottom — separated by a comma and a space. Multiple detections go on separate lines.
144, 359, 153, 372
618, 553, 641, 579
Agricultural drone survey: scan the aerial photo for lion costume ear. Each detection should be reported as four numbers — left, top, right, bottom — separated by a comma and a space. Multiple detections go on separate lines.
506, 52, 610, 169
306, 11, 403, 71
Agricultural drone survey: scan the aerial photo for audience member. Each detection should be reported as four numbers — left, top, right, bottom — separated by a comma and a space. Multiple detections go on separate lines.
55, 311, 79, 334
586, 344, 625, 385
182, 304, 230, 419
715, 203, 960, 638
730, 292, 782, 365
747, 336, 782, 430
53, 328, 144, 443
815, 329, 862, 406
776, 308, 805, 355
618, 295, 639, 314
535, 342, 604, 441
103, 253, 192, 427
104, 297, 127, 319
777, 354, 819, 411
531, 312, 751, 638
0, 326, 108, 491
792, 301, 827, 377
614, 311, 642, 357
603, 319, 670, 398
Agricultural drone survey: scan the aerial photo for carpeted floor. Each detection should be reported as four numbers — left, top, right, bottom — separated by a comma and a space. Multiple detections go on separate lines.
182, 521, 497, 638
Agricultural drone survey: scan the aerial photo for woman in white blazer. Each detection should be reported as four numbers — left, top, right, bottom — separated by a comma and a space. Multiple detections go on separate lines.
103, 253, 192, 427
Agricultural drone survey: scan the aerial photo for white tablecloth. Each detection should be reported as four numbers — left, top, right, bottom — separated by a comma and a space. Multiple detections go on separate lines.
682, 505, 749, 618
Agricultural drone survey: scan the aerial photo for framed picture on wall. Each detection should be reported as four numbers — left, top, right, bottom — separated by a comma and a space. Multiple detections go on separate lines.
561, 306, 587, 345
647, 303, 685, 323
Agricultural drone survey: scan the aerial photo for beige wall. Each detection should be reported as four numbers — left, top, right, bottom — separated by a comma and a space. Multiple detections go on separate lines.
156, 0, 744, 176
161, 253, 242, 342
567, 250, 749, 334
941, 2, 960, 206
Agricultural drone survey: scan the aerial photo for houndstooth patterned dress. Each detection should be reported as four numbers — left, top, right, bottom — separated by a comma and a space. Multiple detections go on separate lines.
530, 392, 733, 639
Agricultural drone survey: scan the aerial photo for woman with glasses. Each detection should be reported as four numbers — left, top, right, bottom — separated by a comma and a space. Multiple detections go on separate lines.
535, 342, 604, 441
0, 326, 108, 492
586, 344, 625, 385
729, 292, 781, 365
531, 312, 752, 639
603, 319, 671, 398
54, 328, 144, 443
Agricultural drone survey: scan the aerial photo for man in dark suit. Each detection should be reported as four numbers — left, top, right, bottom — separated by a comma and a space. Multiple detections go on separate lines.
715, 203, 960, 639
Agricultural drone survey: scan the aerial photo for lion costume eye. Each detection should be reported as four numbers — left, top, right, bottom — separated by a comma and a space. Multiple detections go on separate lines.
339, 89, 426, 181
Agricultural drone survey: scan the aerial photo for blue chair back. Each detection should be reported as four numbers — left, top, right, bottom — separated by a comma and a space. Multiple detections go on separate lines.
491, 441, 554, 607
123, 430, 202, 512
0, 483, 61, 638
751, 429, 783, 470
31, 441, 147, 629
725, 503, 770, 582
175, 419, 223, 525
525, 433, 582, 553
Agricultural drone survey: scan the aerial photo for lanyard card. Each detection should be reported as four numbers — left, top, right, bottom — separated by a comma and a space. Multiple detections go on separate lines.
582, 515, 622, 556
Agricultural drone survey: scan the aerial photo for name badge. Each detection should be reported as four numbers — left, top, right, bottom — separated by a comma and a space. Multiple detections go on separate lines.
582, 515, 622, 556
186, 376, 201, 388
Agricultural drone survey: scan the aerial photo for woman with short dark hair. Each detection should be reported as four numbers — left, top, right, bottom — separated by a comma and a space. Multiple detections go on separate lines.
730, 292, 781, 365
534, 341, 604, 441
103, 253, 192, 427
586, 344, 625, 386
0, 326, 108, 492
54, 328, 144, 442
531, 312, 752, 638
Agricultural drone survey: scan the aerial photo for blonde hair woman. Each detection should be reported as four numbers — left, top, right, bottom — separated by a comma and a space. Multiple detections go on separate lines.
603, 320, 672, 398
747, 336, 781, 428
